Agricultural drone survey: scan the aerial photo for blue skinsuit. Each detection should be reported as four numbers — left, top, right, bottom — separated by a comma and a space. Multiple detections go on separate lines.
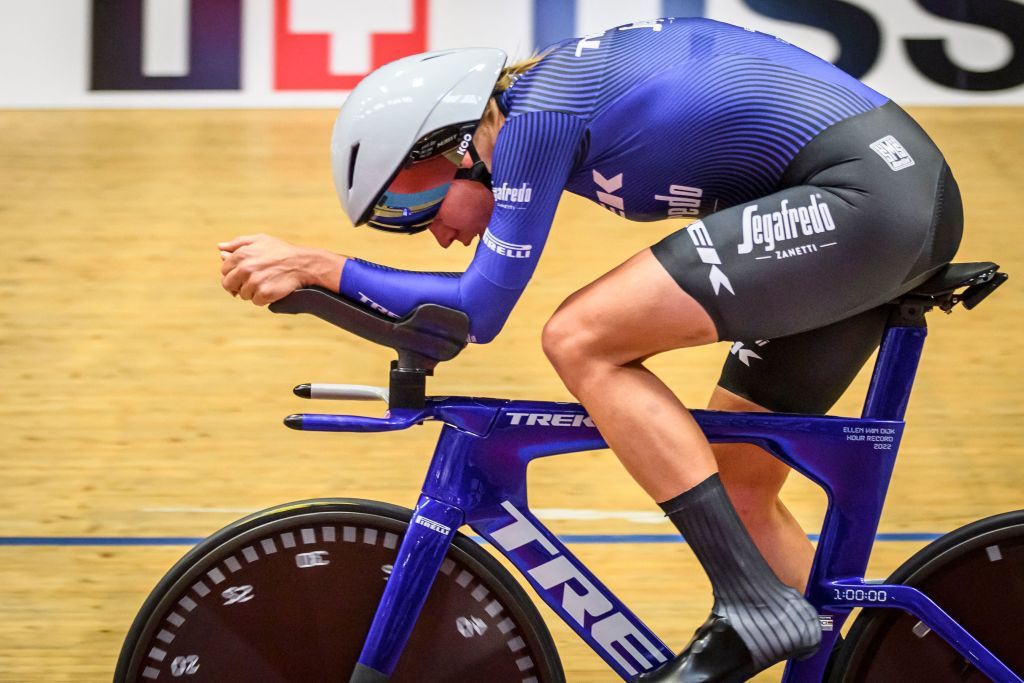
339, 17, 888, 343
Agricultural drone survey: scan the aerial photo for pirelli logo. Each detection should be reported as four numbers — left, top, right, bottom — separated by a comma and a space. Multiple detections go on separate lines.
483, 228, 532, 259
415, 516, 451, 536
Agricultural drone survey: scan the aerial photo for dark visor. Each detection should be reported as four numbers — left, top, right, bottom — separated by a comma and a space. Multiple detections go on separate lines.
366, 123, 476, 234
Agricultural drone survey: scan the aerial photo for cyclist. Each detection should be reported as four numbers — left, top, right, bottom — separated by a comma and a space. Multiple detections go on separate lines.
219, 17, 963, 681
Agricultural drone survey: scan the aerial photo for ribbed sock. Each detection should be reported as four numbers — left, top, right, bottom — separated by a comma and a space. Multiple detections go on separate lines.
659, 474, 820, 668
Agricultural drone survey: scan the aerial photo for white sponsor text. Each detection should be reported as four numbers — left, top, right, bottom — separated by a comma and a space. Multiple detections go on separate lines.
507, 412, 595, 427
490, 501, 668, 675
483, 228, 532, 259
738, 194, 835, 254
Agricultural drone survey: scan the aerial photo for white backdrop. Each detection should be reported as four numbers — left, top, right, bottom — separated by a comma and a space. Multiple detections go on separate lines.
1, 0, 1022, 108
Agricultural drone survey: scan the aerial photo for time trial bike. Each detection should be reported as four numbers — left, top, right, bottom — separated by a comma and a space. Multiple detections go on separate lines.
115, 261, 1020, 682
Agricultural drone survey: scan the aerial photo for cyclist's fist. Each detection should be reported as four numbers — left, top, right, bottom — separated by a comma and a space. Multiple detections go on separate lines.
218, 234, 345, 306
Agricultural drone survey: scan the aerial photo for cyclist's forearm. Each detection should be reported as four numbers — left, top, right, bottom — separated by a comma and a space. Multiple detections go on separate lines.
338, 258, 522, 343
338, 257, 462, 321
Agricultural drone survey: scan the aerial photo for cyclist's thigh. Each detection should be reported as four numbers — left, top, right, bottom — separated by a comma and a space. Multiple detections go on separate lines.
717, 306, 891, 415
650, 102, 961, 343
650, 185, 914, 342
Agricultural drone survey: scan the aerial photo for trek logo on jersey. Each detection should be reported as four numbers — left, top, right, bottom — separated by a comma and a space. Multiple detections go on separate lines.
738, 194, 836, 254
593, 170, 625, 217
483, 228, 532, 259
688, 221, 735, 296
492, 181, 533, 205
869, 135, 915, 171
575, 31, 604, 57
575, 20, 665, 57
619, 19, 665, 32
654, 184, 705, 217
489, 500, 669, 675
730, 340, 768, 366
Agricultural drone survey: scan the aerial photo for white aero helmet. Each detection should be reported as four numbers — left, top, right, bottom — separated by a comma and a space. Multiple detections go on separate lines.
331, 48, 508, 233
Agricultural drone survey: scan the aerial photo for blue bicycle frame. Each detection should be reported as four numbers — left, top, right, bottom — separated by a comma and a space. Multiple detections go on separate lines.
291, 320, 1020, 682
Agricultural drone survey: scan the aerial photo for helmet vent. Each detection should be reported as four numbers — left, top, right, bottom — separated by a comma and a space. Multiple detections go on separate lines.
347, 143, 359, 190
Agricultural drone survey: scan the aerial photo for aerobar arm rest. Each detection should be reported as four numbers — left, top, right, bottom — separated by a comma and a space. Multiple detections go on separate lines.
269, 287, 470, 408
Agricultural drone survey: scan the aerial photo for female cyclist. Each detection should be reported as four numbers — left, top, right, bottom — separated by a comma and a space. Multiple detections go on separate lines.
219, 17, 963, 681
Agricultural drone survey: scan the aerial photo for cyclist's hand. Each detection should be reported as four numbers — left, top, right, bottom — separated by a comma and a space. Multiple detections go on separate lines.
218, 234, 345, 306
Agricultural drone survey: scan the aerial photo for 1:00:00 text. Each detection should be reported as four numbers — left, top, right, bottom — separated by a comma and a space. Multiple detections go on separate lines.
834, 588, 888, 602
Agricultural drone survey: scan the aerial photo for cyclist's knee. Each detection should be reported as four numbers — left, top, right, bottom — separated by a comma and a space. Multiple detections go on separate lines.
542, 309, 599, 375
543, 307, 632, 399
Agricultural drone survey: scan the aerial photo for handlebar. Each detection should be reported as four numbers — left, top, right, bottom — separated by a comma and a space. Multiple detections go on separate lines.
269, 287, 469, 408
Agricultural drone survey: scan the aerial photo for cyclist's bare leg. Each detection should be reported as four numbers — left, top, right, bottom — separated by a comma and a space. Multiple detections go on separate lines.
541, 250, 812, 583
543, 248, 820, 677
542, 249, 719, 500
708, 386, 816, 592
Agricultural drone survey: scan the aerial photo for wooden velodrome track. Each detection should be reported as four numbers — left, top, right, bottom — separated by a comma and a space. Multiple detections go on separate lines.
0, 107, 1021, 682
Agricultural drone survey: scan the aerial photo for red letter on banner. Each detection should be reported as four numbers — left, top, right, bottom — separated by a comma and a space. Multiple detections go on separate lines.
274, 0, 429, 90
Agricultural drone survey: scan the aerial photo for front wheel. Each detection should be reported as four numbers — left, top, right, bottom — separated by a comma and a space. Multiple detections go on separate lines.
115, 499, 564, 682
829, 510, 1024, 681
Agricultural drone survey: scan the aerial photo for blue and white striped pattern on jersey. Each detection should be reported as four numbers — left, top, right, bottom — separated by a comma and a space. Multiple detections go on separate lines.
502, 18, 886, 211
502, 18, 883, 125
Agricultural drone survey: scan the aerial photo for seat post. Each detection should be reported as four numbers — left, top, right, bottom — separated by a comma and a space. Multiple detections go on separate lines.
861, 304, 929, 421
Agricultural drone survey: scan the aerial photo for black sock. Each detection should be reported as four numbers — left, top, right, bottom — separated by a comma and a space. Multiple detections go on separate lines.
659, 473, 820, 668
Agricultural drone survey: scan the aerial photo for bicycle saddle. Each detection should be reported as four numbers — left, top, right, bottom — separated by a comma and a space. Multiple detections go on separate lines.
900, 261, 1007, 312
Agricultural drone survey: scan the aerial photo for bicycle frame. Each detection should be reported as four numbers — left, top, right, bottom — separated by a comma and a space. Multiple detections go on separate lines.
293, 320, 1021, 682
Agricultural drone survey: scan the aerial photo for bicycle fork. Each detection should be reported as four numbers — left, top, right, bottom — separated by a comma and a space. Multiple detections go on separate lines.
351, 495, 463, 682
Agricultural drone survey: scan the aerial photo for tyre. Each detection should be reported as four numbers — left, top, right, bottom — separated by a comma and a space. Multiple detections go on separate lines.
829, 510, 1024, 681
115, 499, 564, 682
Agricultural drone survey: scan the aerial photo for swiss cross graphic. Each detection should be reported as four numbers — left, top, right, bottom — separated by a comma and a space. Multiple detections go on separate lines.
274, 0, 429, 90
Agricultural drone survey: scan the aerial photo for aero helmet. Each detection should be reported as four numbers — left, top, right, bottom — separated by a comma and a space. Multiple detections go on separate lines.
331, 48, 508, 233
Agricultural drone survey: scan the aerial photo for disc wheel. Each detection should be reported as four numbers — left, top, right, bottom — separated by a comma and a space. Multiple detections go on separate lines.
830, 510, 1024, 681
116, 499, 564, 682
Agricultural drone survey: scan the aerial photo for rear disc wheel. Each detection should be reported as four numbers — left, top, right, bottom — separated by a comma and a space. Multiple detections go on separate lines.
830, 510, 1024, 681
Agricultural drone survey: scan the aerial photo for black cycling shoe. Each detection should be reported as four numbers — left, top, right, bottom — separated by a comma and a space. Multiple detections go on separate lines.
635, 613, 756, 683
636, 612, 809, 683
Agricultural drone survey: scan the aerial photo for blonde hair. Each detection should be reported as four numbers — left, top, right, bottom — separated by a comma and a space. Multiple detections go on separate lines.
476, 53, 547, 146
493, 54, 545, 93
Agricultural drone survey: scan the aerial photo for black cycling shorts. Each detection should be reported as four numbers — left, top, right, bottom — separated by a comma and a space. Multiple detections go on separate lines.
651, 102, 963, 414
